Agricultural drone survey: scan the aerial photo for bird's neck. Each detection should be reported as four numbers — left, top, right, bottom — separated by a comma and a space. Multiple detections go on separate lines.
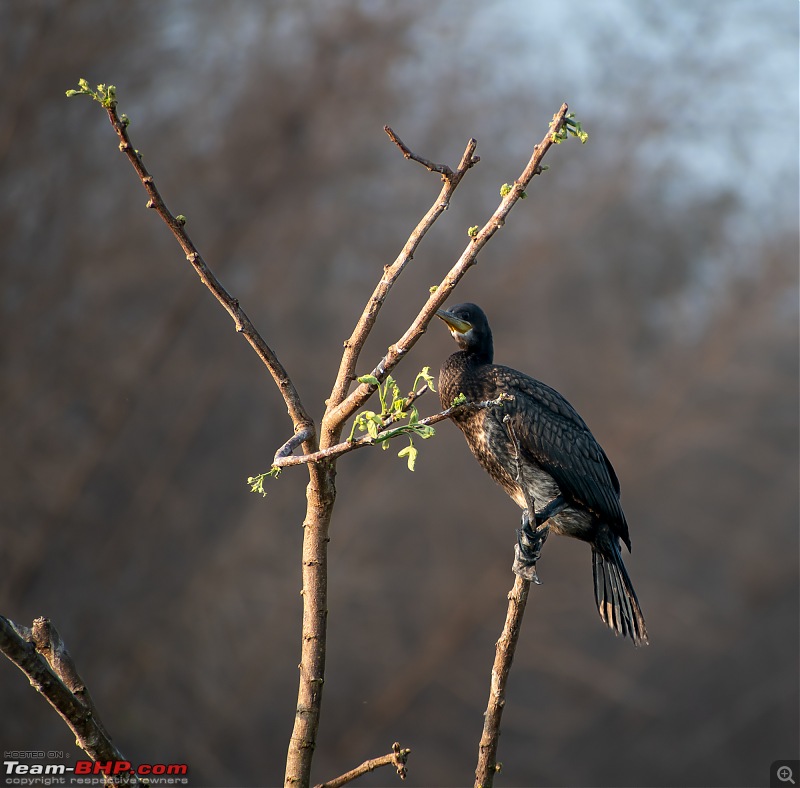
462, 344, 493, 365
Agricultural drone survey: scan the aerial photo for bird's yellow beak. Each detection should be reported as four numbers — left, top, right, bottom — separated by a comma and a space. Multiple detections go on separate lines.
436, 309, 472, 334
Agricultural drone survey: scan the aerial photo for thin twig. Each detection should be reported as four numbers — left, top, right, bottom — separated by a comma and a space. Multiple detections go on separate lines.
314, 742, 411, 788
274, 394, 508, 468
385, 126, 477, 178
274, 426, 318, 463
0, 615, 146, 788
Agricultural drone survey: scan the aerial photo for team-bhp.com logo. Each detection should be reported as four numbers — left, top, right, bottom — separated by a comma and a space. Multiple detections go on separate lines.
4, 758, 188, 784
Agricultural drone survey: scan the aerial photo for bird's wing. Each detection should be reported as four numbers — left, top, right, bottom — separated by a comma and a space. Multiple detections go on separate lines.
492, 366, 630, 544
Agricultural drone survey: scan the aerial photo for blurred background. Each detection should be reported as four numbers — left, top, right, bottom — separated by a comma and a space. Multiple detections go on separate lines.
2, 2, 797, 786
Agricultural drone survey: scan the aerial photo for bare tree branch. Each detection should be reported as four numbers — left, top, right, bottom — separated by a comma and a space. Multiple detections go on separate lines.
384, 125, 476, 177
274, 426, 318, 463
314, 742, 411, 788
101, 101, 316, 452
474, 416, 546, 787
474, 576, 530, 788
0, 615, 145, 788
323, 132, 479, 447
273, 394, 509, 469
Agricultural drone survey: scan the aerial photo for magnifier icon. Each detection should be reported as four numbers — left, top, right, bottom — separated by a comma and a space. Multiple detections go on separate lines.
778, 766, 795, 784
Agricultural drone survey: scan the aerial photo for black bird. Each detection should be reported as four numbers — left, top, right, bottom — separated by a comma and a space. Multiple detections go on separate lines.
436, 303, 648, 645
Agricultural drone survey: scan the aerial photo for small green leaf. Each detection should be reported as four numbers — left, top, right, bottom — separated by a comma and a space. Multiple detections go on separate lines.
357, 374, 380, 386
500, 183, 512, 197
365, 412, 381, 439
467, 225, 479, 238
397, 441, 418, 471
414, 366, 436, 393
429, 285, 438, 293
451, 392, 468, 407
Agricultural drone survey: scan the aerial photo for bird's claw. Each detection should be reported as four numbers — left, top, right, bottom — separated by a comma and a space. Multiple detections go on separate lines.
513, 543, 542, 584
512, 510, 550, 584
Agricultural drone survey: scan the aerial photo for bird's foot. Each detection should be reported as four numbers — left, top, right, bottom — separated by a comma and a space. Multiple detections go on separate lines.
534, 495, 567, 526
513, 510, 550, 585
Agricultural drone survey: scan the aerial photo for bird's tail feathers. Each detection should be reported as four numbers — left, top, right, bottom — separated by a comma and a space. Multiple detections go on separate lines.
592, 538, 648, 646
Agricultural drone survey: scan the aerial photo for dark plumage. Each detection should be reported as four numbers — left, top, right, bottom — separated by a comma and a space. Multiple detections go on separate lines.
437, 303, 648, 645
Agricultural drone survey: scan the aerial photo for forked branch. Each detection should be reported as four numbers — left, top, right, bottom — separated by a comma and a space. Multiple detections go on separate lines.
323, 104, 570, 435
323, 130, 480, 446
384, 125, 477, 177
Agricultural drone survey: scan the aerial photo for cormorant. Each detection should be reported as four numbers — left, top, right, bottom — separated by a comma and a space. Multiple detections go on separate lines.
436, 303, 648, 645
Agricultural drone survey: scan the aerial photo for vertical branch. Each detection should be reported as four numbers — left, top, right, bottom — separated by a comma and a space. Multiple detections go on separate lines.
285, 460, 335, 788
474, 575, 530, 788
474, 416, 539, 787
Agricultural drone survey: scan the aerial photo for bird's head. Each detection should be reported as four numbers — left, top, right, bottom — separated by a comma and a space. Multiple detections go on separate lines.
435, 302, 493, 362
